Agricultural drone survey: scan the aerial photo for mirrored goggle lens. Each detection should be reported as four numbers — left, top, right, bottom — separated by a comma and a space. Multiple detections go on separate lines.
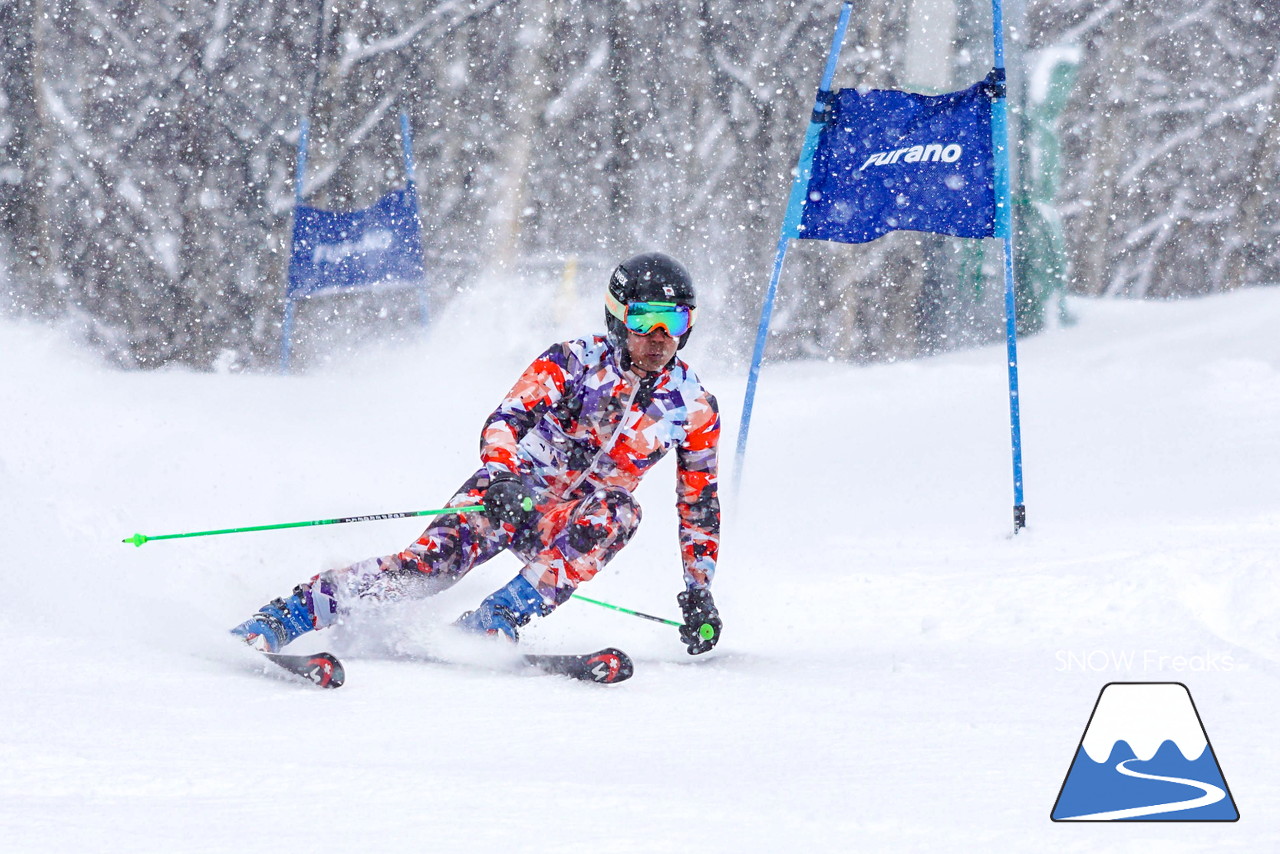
625, 302, 692, 337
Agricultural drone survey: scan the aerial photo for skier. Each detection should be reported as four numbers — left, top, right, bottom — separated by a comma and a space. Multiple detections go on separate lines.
232, 252, 722, 658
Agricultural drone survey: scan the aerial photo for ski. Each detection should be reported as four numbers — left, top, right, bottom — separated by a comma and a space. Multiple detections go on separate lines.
523, 647, 633, 684
247, 647, 628, 687
261, 651, 345, 689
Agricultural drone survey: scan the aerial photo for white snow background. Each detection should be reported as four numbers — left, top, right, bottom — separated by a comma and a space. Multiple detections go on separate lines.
3, 284, 1280, 851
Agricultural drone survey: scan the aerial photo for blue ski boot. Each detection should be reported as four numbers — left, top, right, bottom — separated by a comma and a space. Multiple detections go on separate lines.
231, 580, 339, 652
455, 574, 550, 642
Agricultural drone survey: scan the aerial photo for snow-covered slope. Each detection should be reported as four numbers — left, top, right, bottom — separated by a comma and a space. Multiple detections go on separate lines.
3, 286, 1279, 851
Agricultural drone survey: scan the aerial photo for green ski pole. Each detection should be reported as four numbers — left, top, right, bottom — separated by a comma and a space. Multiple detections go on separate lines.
570, 593, 716, 641
121, 503, 507, 547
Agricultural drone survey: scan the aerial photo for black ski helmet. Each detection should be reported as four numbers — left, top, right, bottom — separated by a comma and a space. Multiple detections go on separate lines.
605, 252, 698, 350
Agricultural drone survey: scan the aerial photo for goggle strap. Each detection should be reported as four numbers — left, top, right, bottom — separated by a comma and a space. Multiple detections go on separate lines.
605, 290, 628, 322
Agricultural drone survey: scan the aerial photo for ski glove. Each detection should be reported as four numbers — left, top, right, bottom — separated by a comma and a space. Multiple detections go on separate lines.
677, 587, 722, 655
483, 474, 536, 529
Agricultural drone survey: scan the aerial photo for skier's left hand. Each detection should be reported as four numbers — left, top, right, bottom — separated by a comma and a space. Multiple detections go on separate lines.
677, 587, 721, 655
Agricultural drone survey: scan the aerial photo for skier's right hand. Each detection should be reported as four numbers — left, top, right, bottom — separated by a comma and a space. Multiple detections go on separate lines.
483, 474, 536, 529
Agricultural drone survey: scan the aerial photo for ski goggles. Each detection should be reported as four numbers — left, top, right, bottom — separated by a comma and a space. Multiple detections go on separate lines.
608, 295, 696, 337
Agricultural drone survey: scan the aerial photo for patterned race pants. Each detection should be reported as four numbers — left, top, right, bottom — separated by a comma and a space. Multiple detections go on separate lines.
313, 469, 642, 615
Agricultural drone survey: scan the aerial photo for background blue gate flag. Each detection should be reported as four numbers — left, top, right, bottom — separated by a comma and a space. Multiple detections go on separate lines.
798, 74, 1000, 245
287, 185, 425, 297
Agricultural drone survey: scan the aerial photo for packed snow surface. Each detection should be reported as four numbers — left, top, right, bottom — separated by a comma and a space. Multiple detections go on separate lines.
4, 286, 1280, 850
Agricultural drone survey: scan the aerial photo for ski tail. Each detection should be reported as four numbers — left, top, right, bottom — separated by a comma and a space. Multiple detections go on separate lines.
524, 647, 634, 684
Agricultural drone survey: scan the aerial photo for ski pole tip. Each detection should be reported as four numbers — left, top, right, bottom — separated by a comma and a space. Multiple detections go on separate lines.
123, 533, 148, 547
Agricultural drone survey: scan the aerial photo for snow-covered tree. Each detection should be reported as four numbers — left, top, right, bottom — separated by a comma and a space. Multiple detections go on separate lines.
1, 0, 1275, 368
1032, 0, 1280, 296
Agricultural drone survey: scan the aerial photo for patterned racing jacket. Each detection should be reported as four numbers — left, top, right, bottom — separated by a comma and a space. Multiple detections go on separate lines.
481, 335, 720, 589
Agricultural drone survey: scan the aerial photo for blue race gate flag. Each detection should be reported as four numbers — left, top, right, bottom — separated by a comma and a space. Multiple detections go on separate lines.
799, 75, 998, 244
737, 3, 1028, 534
287, 185, 425, 297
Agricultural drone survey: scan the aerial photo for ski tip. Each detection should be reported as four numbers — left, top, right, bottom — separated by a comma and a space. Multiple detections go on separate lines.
308, 653, 346, 689
264, 651, 346, 689
585, 648, 634, 684
525, 647, 634, 684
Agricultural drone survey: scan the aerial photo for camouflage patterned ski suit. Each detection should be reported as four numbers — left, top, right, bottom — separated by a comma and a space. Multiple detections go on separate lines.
316, 335, 720, 616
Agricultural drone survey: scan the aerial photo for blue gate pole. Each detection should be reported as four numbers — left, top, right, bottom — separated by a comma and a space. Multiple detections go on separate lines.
281, 116, 311, 374
399, 112, 430, 329
732, 1, 853, 497
399, 112, 415, 181
991, 0, 1027, 531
